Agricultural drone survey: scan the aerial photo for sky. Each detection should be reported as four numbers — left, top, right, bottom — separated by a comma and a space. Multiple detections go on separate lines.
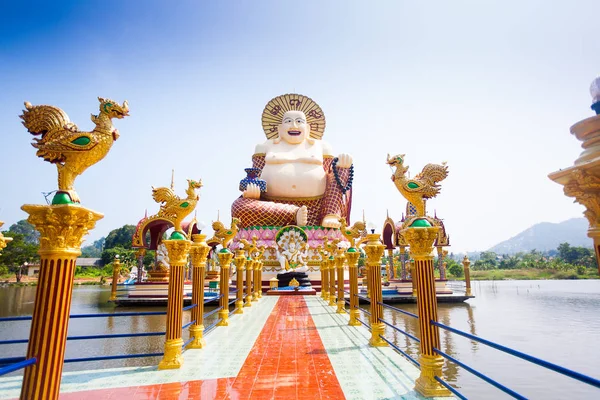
0, 0, 598, 252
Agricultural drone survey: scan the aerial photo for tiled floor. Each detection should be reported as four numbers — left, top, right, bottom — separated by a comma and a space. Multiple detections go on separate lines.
0, 296, 448, 400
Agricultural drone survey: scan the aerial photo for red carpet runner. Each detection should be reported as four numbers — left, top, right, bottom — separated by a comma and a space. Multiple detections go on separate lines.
59, 296, 345, 399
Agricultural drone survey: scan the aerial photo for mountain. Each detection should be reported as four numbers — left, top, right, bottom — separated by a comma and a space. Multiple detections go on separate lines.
487, 218, 592, 254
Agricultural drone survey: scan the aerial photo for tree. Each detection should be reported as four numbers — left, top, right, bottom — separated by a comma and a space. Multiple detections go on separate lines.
104, 225, 137, 250
81, 237, 105, 258
8, 220, 39, 245
0, 233, 39, 281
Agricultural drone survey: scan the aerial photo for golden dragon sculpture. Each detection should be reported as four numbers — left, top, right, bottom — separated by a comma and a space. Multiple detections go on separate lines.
209, 218, 240, 249
386, 154, 449, 217
152, 179, 203, 234
0, 222, 13, 255
20, 97, 129, 204
339, 217, 366, 248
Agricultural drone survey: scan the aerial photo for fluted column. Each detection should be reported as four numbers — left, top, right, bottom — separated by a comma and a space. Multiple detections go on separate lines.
217, 249, 233, 326
20, 204, 102, 400
234, 250, 246, 314
257, 260, 263, 298
158, 239, 191, 370
410, 260, 417, 297
321, 257, 329, 301
346, 248, 360, 326
328, 257, 336, 306
462, 256, 472, 296
252, 260, 260, 301
399, 245, 407, 280
187, 234, 209, 349
244, 258, 253, 307
109, 255, 121, 301
403, 224, 450, 397
364, 233, 386, 347
335, 248, 346, 313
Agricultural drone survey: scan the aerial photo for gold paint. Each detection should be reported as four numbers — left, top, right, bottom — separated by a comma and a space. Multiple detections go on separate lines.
187, 234, 210, 349
109, 256, 121, 302
339, 217, 366, 248
346, 249, 361, 326
158, 239, 191, 370
20, 204, 102, 400
152, 179, 202, 235
289, 278, 300, 287
20, 98, 128, 203
387, 154, 448, 218
261, 93, 325, 140
0, 221, 13, 254
234, 250, 246, 314
209, 218, 239, 249
335, 247, 346, 313
245, 260, 253, 307
364, 233, 387, 347
217, 250, 233, 326
462, 256, 472, 297
402, 225, 451, 397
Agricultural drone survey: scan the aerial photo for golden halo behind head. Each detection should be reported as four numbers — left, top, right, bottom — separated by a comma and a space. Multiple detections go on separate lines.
262, 93, 326, 140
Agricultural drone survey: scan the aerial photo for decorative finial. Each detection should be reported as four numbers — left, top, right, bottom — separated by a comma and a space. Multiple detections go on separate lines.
217, 209, 220, 221
591, 76, 600, 115
170, 169, 175, 190
362, 209, 366, 223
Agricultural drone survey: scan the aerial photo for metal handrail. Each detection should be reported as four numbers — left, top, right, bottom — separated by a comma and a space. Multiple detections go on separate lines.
64, 353, 163, 363
204, 318, 222, 334
182, 320, 196, 330
182, 304, 197, 311
434, 346, 526, 399
354, 293, 371, 303
182, 337, 194, 349
356, 317, 371, 331
228, 298, 236, 306
0, 357, 36, 376
204, 306, 223, 319
356, 306, 371, 316
378, 335, 419, 368
434, 376, 467, 400
432, 320, 600, 389
377, 318, 420, 343
378, 302, 418, 319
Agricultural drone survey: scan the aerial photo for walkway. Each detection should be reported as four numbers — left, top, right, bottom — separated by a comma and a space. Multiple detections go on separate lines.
0, 296, 442, 399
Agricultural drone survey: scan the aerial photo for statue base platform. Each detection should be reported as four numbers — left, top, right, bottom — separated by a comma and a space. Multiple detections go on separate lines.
147, 270, 169, 282
267, 287, 317, 296
276, 271, 312, 288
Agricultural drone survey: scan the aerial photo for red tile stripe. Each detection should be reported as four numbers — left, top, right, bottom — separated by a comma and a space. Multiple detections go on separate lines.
58, 296, 345, 400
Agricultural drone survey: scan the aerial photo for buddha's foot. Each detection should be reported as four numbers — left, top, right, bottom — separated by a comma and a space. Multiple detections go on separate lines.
296, 205, 308, 226
322, 214, 342, 228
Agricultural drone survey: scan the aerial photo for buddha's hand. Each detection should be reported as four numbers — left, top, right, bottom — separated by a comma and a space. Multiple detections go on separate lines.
243, 183, 261, 199
337, 153, 353, 168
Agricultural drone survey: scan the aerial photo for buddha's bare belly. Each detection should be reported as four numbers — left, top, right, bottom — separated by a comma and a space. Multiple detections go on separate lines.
261, 162, 326, 198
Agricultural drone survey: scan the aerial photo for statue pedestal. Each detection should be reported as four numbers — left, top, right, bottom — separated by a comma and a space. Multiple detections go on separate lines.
276, 271, 312, 288
147, 270, 169, 282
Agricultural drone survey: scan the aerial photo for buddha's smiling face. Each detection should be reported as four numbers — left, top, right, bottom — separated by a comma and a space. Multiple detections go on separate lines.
278, 111, 309, 144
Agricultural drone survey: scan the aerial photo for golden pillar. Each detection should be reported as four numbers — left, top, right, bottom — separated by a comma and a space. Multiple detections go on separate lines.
403, 224, 451, 397
187, 234, 209, 349
244, 258, 253, 307
217, 249, 233, 326
346, 248, 361, 326
233, 250, 246, 314
462, 256, 472, 296
257, 259, 263, 298
321, 255, 330, 301
410, 259, 417, 297
328, 256, 336, 306
399, 245, 407, 280
335, 248, 346, 313
109, 255, 121, 301
20, 204, 102, 400
387, 248, 394, 280
364, 233, 387, 347
252, 260, 260, 301
318, 247, 326, 299
158, 239, 191, 370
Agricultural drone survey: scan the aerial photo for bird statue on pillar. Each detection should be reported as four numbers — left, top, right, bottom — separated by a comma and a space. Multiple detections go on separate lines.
209, 218, 240, 249
20, 97, 129, 204
387, 154, 449, 218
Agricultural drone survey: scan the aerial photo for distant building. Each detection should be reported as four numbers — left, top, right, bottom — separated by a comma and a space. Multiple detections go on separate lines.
26, 264, 40, 277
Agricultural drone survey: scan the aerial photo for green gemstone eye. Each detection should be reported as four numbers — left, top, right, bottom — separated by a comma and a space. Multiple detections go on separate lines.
180, 202, 189, 207
407, 182, 419, 189
71, 136, 91, 146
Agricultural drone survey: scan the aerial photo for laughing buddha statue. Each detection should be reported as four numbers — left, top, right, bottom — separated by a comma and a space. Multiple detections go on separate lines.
231, 93, 354, 229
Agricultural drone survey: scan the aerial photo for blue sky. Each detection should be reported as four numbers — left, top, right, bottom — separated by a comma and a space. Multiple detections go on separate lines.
1, 0, 599, 251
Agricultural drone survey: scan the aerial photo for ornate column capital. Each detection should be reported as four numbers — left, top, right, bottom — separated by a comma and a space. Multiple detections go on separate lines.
402, 227, 439, 259
163, 239, 192, 265
21, 204, 103, 256
190, 234, 210, 265
364, 233, 385, 267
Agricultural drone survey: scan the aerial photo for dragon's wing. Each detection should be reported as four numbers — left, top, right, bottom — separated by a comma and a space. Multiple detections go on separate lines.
33, 131, 98, 163
152, 187, 176, 204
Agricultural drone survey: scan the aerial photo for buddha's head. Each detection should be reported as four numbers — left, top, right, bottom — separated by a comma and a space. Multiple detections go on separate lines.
277, 110, 309, 144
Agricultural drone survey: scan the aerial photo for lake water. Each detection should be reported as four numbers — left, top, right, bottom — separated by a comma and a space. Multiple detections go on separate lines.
1, 280, 599, 399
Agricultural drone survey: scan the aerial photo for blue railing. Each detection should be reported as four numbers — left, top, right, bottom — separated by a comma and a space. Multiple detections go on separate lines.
0, 358, 36, 376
